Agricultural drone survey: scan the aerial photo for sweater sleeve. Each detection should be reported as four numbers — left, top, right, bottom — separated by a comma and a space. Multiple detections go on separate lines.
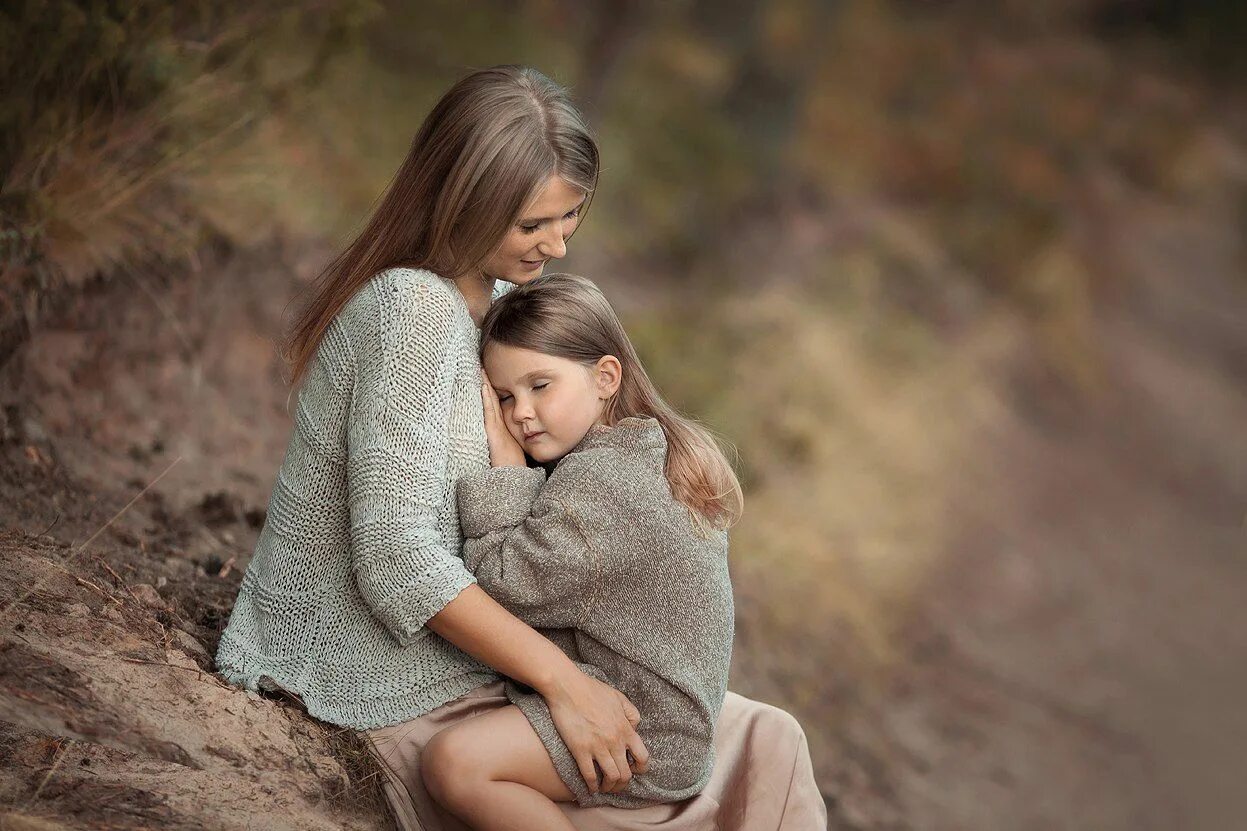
345, 275, 476, 646
457, 455, 614, 629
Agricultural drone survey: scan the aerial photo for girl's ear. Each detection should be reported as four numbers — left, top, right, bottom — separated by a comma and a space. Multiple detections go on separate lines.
594, 355, 623, 399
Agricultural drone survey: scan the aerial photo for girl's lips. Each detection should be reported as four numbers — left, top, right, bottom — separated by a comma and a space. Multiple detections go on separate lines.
524, 432, 544, 442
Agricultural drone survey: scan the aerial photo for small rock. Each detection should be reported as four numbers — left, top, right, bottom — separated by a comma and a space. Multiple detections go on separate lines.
64, 602, 91, 618
103, 606, 124, 623
131, 584, 165, 609
172, 628, 209, 662
21, 416, 48, 442
110, 526, 139, 546
320, 773, 348, 799
199, 491, 241, 527
297, 779, 323, 801
165, 649, 201, 670
155, 575, 167, 589
0, 813, 69, 830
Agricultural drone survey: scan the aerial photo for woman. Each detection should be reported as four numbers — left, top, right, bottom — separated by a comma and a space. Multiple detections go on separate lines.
215, 65, 825, 830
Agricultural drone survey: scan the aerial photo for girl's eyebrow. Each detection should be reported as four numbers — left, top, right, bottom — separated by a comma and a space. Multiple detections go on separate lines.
517, 197, 586, 225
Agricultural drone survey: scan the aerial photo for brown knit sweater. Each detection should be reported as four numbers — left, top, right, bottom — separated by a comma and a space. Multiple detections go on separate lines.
456, 416, 734, 808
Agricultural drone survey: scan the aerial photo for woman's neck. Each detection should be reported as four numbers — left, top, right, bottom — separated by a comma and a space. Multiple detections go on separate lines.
452, 272, 495, 326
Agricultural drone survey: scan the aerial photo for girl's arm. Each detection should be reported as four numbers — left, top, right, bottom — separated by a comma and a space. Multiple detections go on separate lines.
459, 379, 624, 625
448, 380, 648, 794
425, 585, 649, 796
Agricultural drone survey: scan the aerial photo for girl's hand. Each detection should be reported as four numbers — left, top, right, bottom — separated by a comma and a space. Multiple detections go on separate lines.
481, 374, 526, 468
542, 669, 650, 795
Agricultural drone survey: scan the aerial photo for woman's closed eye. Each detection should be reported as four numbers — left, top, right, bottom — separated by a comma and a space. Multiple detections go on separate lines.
517, 205, 582, 235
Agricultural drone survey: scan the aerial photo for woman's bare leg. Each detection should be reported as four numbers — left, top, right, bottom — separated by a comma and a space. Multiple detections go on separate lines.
422, 704, 578, 831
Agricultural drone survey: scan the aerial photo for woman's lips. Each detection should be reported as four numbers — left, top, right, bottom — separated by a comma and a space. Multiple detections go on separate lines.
520, 258, 545, 272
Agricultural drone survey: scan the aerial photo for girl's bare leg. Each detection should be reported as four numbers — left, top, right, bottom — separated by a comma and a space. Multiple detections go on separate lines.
422, 704, 578, 831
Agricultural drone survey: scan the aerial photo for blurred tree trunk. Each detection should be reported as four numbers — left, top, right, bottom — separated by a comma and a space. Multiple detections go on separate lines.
694, 0, 836, 239
575, 0, 652, 117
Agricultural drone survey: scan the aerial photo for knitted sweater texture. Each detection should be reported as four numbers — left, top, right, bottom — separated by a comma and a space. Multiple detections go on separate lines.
215, 267, 510, 729
457, 417, 734, 808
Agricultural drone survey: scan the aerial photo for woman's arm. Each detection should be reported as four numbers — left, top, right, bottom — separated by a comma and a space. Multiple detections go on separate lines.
345, 277, 477, 644
343, 276, 645, 792
426, 584, 649, 796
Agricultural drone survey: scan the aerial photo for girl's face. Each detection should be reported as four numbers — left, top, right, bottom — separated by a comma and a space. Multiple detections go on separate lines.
481, 176, 586, 285
483, 343, 622, 463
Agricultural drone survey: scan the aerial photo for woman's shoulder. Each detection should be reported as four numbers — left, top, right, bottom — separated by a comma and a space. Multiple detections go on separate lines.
366, 266, 460, 309
491, 278, 516, 302
339, 267, 465, 330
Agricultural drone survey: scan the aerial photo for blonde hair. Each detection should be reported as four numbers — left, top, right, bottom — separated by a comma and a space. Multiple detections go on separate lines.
285, 65, 598, 385
480, 274, 744, 532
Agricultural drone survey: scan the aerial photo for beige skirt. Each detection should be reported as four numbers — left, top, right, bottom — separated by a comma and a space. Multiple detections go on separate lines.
365, 681, 827, 830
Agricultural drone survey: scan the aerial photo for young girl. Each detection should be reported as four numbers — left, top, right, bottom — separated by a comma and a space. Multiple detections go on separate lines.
421, 273, 743, 829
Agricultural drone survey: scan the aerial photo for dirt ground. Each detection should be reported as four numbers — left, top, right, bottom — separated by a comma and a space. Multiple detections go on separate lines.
0, 237, 392, 830
0, 196, 1244, 830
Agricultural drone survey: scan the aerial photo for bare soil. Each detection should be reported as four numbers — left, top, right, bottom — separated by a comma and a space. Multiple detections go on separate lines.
0, 189, 1244, 830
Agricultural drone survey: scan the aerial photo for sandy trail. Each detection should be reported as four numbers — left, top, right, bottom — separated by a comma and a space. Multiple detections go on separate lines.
0, 197, 1243, 828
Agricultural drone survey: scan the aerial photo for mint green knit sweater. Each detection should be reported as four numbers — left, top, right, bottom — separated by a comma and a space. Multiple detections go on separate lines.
215, 268, 507, 729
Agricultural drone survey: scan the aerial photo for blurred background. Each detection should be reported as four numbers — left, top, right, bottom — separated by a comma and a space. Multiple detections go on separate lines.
1, 1, 1245, 829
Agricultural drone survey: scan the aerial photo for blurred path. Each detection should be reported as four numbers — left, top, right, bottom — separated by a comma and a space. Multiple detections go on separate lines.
886, 195, 1247, 829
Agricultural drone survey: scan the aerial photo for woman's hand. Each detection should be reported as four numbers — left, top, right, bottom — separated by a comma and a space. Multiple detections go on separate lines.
481, 374, 526, 468
542, 668, 650, 796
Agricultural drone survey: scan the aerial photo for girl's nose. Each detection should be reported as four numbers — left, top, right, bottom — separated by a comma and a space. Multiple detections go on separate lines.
510, 398, 534, 422
539, 225, 567, 259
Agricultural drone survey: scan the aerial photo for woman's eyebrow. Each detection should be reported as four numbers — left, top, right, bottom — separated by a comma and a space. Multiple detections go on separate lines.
517, 198, 586, 225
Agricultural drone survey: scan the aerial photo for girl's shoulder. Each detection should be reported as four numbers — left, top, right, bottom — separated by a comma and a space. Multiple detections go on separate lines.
577, 416, 665, 453
557, 417, 667, 483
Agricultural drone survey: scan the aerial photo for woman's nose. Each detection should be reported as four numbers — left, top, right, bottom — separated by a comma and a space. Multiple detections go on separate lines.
538, 225, 567, 259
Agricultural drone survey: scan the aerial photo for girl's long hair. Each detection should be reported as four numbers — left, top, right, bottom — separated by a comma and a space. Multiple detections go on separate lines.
480, 273, 744, 533
285, 65, 599, 385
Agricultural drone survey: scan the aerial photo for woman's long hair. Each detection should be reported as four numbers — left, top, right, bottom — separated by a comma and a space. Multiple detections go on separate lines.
480, 273, 744, 533
285, 65, 599, 385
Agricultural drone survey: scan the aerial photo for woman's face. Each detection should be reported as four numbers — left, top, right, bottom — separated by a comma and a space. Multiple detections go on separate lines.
482, 175, 586, 285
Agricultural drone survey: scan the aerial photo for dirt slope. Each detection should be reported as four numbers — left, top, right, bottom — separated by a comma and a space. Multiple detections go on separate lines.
0, 177, 1243, 829
0, 237, 391, 831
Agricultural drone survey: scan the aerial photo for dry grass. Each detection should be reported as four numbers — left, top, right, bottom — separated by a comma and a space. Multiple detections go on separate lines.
0, 1, 372, 362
